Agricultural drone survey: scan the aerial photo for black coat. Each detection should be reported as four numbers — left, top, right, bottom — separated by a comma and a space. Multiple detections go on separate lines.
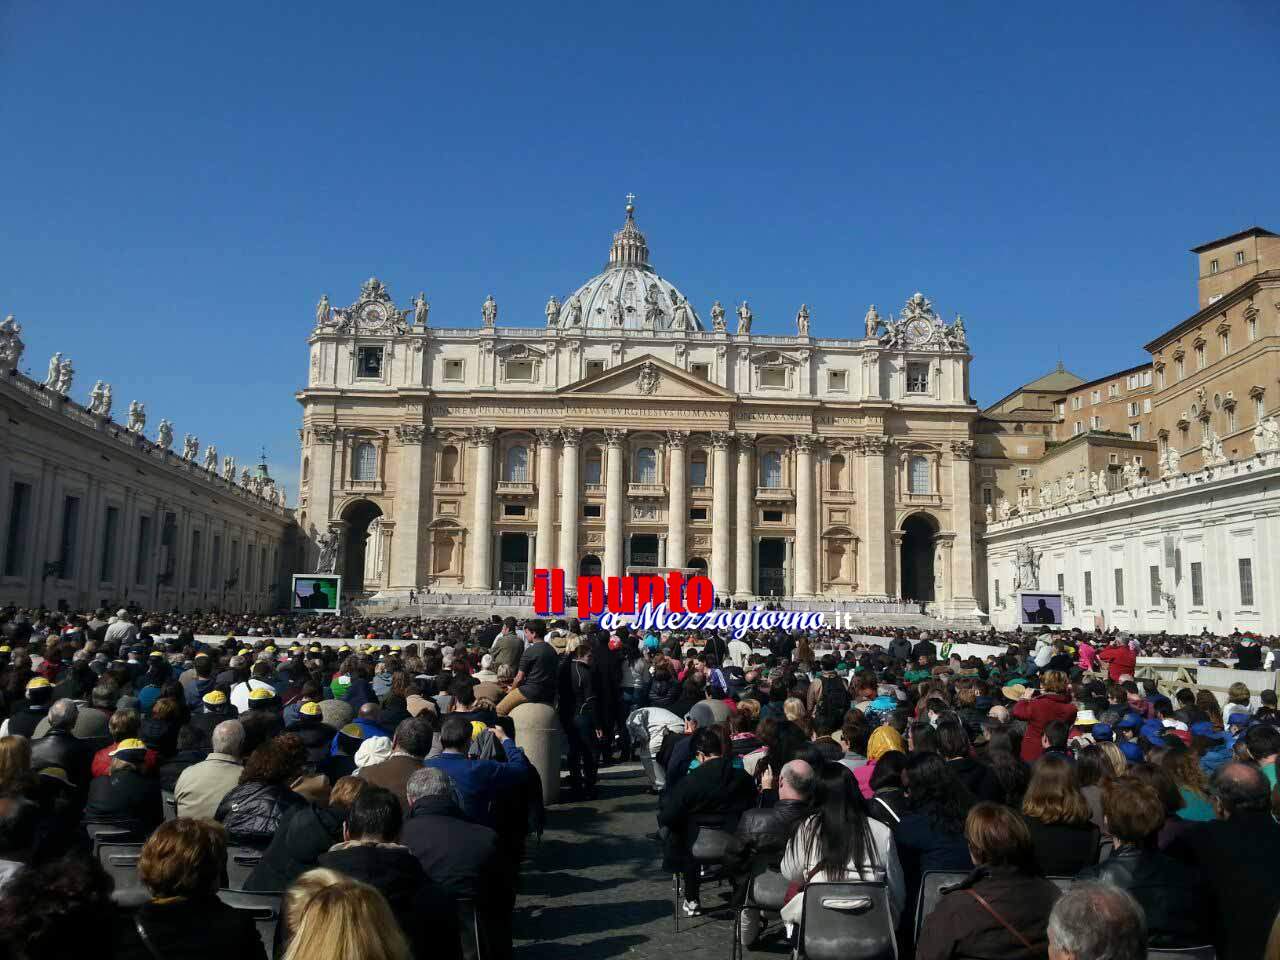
83, 769, 163, 838
1076, 845, 1210, 948
318, 842, 459, 960
29, 729, 94, 791
112, 895, 267, 960
657, 756, 756, 872
215, 781, 307, 849
945, 756, 1004, 804
402, 794, 506, 900
1168, 811, 1280, 960
286, 720, 335, 767
732, 797, 809, 873
244, 802, 344, 892
1023, 817, 1100, 877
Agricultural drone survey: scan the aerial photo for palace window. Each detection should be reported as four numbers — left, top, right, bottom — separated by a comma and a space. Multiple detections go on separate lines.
762, 509, 784, 523
443, 359, 464, 381
585, 360, 606, 378
1071, 396, 1082, 410
1108, 384, 1119, 398
1129, 424, 1142, 440
1236, 250, 1246, 266
1219, 331, 1230, 355
3, 482, 32, 577
1190, 562, 1204, 606
1210, 259, 1219, 274
1257, 394, 1267, 423
356, 346, 383, 379
829, 454, 846, 490
761, 366, 787, 388
1248, 315, 1257, 341
760, 451, 784, 489
994, 580, 1001, 607
352, 442, 377, 481
909, 455, 930, 494
439, 446, 459, 482
504, 360, 534, 382
828, 370, 848, 392
1113, 568, 1125, 607
1157, 367, 1165, 388
1083, 571, 1093, 607
635, 447, 657, 484
1195, 344, 1205, 370
1150, 566, 1161, 607
584, 449, 603, 485
690, 363, 710, 380
1239, 558, 1255, 607
1091, 390, 1100, 404
689, 451, 707, 487
1073, 421, 1083, 436
906, 363, 929, 393
583, 504, 601, 519
1090, 416, 1101, 429
1226, 406, 1237, 432
503, 504, 526, 517
504, 445, 528, 482
689, 507, 707, 521
982, 486, 993, 505
1175, 356, 1184, 380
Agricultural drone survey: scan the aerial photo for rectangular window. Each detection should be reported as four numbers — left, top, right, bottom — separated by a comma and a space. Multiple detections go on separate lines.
502, 504, 526, 517
504, 360, 534, 381
443, 359, 464, 381
1175, 357, 1185, 380
188, 530, 202, 588
582, 504, 601, 519
1249, 317, 1257, 341
1236, 250, 1246, 266
1109, 453, 1119, 465
982, 486, 993, 505
585, 360, 606, 378
1018, 467, 1032, 480
1057, 572, 1065, 593
1190, 562, 1204, 606
1158, 368, 1166, 388
1113, 568, 1124, 607
2, 482, 32, 577
762, 509, 784, 523
828, 370, 848, 392
1127, 402, 1138, 417
1054, 400, 1065, 420
1220, 332, 1230, 355
584, 458, 602, 485
1090, 416, 1101, 429
1072, 397, 1082, 410
689, 507, 707, 521
1150, 565, 1161, 607
1091, 390, 1100, 404
981, 467, 995, 478
1073, 421, 1083, 436
1109, 384, 1119, 398
1130, 424, 1142, 440
1195, 345, 1205, 370
211, 535, 222, 589
1257, 396, 1266, 422
356, 346, 383, 379
994, 580, 1000, 607
690, 363, 709, 380
689, 460, 707, 486
1210, 258, 1220, 274
135, 515, 152, 585
1143, 398, 1151, 413
761, 366, 787, 388
100, 506, 119, 582
906, 363, 929, 393
58, 496, 80, 578
1239, 558, 1255, 607
1227, 407, 1237, 432
1083, 571, 1093, 607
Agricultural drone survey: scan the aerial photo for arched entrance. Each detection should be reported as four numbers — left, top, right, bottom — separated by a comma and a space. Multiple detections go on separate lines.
341, 500, 383, 593
579, 554, 602, 578
900, 513, 937, 602
687, 557, 708, 575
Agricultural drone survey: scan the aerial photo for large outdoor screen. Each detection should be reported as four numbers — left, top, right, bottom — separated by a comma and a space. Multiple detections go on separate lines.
291, 574, 341, 613
1019, 591, 1063, 625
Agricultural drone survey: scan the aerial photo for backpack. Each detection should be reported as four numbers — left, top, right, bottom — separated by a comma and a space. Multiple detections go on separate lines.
815, 673, 850, 731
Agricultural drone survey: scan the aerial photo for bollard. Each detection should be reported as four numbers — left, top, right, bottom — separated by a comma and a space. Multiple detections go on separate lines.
510, 701, 562, 805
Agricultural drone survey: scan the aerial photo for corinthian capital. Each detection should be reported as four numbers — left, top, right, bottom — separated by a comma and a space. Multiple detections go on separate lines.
604, 428, 626, 447
395, 423, 428, 445
736, 432, 757, 451
312, 425, 337, 445
794, 434, 818, 454
950, 439, 975, 461
709, 431, 733, 450
465, 426, 495, 447
560, 427, 583, 448
665, 429, 690, 450
860, 434, 891, 456
536, 428, 560, 447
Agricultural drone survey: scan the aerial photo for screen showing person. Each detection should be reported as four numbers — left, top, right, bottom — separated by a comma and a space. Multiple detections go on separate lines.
292, 575, 340, 612
1020, 592, 1062, 625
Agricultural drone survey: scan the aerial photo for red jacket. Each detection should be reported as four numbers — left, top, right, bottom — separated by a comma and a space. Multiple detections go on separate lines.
1012, 693, 1077, 762
1098, 645, 1137, 682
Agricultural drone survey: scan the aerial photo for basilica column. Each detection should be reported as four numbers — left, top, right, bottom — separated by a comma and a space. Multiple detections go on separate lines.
465, 427, 495, 590
666, 431, 688, 570
604, 429, 626, 581
389, 424, 427, 590
558, 429, 581, 574
795, 436, 817, 596
947, 439, 978, 613
735, 434, 755, 596
710, 432, 733, 594
308, 425, 339, 565
860, 436, 891, 596
535, 429, 558, 572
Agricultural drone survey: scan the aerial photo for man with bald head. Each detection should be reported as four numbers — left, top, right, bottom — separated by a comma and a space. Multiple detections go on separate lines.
732, 759, 816, 946
1169, 761, 1280, 959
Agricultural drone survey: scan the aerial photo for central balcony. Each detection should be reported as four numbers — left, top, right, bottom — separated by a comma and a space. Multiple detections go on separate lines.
627, 482, 667, 499
755, 486, 795, 502
495, 481, 535, 497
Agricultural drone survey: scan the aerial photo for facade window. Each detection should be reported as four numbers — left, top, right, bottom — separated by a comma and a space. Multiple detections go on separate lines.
690, 363, 709, 380
828, 454, 846, 490
689, 507, 707, 521
443, 359, 464, 381
981, 486, 993, 505
58, 496, 81, 579
1083, 571, 1093, 607
1209, 258, 1219, 274
1143, 398, 1151, 413
3, 482, 32, 577
760, 451, 784, 489
1129, 424, 1141, 440
635, 447, 657, 484
1175, 356, 1184, 380
440, 446, 459, 482
188, 530, 202, 589
1127, 402, 1138, 417
1157, 368, 1166, 389
1057, 572, 1065, 593
1257, 395, 1266, 423
761, 366, 787, 388
302, 457, 310, 483
1108, 383, 1119, 398
762, 509, 784, 523
1073, 421, 1083, 436
1113, 568, 1124, 607
100, 506, 120, 583
503, 504, 526, 517
1149, 565, 1161, 607
1236, 250, 1246, 266
1090, 416, 1101, 429
828, 370, 848, 392
505, 445, 529, 482
211, 535, 222, 589
1226, 406, 1237, 432
909, 455, 930, 494
906, 363, 929, 393
1248, 316, 1257, 341
585, 450, 603, 485
993, 580, 1000, 607
135, 515, 152, 585
583, 504, 601, 519
356, 346, 383, 379
689, 452, 707, 487
1220, 331, 1230, 355
1072, 396, 1082, 410
1091, 390, 1100, 404
1239, 558, 1255, 607
585, 360, 606, 378
504, 360, 534, 382
1054, 400, 1065, 420
1190, 561, 1204, 606
1195, 344, 1205, 370
352, 442, 377, 481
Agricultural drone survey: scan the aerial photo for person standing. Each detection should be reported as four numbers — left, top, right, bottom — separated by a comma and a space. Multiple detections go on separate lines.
559, 638, 598, 800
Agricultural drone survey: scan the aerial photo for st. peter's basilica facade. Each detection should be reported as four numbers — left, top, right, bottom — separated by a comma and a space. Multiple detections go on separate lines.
296, 202, 980, 616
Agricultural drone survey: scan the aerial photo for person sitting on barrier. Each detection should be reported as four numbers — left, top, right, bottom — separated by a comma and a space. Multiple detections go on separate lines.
111, 818, 267, 960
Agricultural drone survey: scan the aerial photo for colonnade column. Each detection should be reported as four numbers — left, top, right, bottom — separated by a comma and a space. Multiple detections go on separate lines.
710, 432, 733, 595
860, 435, 891, 596
390, 424, 427, 590
535, 429, 558, 572
735, 433, 755, 597
604, 428, 626, 581
666, 430, 688, 570
465, 426, 495, 590
558, 429, 581, 574
795, 435, 816, 596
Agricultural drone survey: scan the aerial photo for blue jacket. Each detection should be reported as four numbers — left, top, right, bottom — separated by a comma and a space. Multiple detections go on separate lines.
327, 717, 390, 756
1199, 735, 1235, 777
424, 744, 531, 825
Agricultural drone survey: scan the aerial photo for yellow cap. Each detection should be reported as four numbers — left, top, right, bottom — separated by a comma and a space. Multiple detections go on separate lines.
26, 677, 52, 690
111, 738, 148, 756
149, 650, 165, 658
470, 720, 487, 741
299, 701, 322, 717
248, 687, 275, 701
338, 645, 351, 653
238, 648, 252, 656
202, 690, 228, 706
339, 723, 365, 740
0, 646, 11, 654
264, 645, 276, 653
38, 766, 73, 786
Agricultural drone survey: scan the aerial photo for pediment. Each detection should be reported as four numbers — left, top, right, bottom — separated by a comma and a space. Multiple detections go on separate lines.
559, 354, 735, 400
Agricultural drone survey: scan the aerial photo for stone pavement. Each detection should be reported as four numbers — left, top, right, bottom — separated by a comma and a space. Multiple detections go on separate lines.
512, 763, 789, 960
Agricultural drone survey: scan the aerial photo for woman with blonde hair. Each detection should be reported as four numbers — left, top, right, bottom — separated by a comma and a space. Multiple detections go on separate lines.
283, 871, 410, 960
0, 736, 32, 792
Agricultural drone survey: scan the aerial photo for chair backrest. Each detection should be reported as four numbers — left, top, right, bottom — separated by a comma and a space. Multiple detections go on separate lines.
1148, 947, 1216, 960
216, 889, 281, 959
1047, 876, 1074, 893
224, 844, 264, 891
161, 790, 177, 822
456, 895, 483, 960
97, 841, 146, 892
83, 821, 137, 858
913, 870, 970, 942
799, 881, 895, 960
690, 826, 737, 863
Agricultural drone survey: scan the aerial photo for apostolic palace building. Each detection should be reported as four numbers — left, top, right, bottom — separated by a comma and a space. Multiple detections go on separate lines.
296, 202, 982, 616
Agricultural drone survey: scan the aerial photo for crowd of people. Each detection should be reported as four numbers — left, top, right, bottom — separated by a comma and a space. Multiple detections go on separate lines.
0, 602, 1277, 958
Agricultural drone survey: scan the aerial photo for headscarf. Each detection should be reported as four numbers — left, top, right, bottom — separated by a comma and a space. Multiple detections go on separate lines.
866, 725, 906, 762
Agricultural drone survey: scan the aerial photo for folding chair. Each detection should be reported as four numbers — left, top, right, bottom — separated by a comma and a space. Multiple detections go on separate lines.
673, 826, 736, 931
216, 889, 281, 959
161, 790, 178, 822
97, 841, 145, 893
911, 870, 971, 944
797, 880, 895, 960
224, 844, 264, 890
730, 868, 787, 960
456, 895, 483, 960
83, 821, 137, 859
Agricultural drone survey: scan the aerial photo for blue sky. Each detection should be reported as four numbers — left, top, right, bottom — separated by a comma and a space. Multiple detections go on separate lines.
2, 2, 1278, 499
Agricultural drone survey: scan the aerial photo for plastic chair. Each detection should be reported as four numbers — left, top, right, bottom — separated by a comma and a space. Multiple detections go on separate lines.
456, 895, 483, 960
216, 889, 281, 959
224, 844, 263, 890
797, 880, 895, 960
1148, 947, 1215, 960
83, 821, 137, 858
673, 826, 736, 931
730, 869, 788, 960
97, 841, 145, 892
161, 790, 178, 822
911, 870, 970, 943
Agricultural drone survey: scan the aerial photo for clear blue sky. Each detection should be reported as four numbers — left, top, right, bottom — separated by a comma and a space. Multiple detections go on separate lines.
3, 2, 1278, 499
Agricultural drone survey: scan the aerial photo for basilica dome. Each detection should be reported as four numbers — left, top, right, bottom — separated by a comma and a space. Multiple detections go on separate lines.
553, 202, 703, 331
